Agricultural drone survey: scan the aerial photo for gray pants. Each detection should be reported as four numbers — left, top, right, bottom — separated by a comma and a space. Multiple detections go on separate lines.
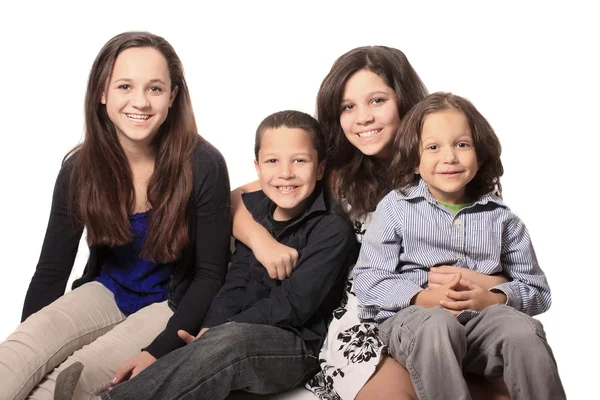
379, 304, 566, 400
102, 322, 319, 400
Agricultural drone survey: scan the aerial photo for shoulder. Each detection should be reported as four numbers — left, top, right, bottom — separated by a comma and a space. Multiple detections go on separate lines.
191, 137, 228, 174
190, 138, 230, 190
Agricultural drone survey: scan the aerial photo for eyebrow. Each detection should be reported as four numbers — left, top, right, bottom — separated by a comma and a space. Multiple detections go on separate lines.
341, 90, 391, 103
113, 78, 167, 85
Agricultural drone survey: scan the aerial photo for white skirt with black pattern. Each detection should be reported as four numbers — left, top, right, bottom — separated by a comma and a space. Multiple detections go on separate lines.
305, 271, 384, 400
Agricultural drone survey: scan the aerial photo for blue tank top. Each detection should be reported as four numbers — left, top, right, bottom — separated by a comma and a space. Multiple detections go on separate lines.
96, 210, 175, 315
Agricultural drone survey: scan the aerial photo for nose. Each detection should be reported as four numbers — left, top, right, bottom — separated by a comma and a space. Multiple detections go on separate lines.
278, 161, 295, 179
132, 89, 150, 109
356, 105, 374, 125
442, 147, 458, 163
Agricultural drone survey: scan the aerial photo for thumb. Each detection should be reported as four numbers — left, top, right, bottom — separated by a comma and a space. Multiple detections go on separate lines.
447, 272, 462, 288
178, 329, 196, 344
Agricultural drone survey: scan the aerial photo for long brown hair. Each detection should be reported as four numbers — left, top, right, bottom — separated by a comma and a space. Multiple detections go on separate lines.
67, 31, 200, 262
316, 46, 428, 218
391, 92, 503, 199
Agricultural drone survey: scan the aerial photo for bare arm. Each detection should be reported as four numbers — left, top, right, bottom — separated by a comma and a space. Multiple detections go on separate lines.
231, 180, 298, 280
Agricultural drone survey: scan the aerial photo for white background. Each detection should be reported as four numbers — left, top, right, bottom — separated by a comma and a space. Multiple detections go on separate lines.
0, 1, 597, 397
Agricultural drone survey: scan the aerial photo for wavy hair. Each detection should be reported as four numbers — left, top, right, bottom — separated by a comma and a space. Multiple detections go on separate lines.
67, 31, 200, 262
391, 92, 503, 199
316, 46, 428, 218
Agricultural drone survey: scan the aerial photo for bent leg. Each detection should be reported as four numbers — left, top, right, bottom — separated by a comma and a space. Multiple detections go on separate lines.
0, 282, 125, 400
465, 304, 566, 400
378, 306, 470, 400
103, 322, 319, 400
29, 300, 172, 400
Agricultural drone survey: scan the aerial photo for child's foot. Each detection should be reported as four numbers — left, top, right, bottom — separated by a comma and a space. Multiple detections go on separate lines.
54, 361, 84, 400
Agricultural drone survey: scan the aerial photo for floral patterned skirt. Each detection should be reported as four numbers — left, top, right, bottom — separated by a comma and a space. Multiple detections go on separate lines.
305, 274, 384, 399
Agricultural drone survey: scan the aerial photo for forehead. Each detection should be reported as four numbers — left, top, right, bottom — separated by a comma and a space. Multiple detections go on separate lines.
111, 47, 170, 83
421, 109, 471, 138
342, 69, 394, 98
259, 127, 316, 153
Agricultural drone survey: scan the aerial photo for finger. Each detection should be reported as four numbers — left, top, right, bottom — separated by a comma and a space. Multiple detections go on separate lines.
285, 262, 293, 278
434, 265, 455, 274
290, 249, 299, 268
266, 265, 278, 280
440, 299, 471, 311
112, 361, 134, 385
428, 282, 441, 289
178, 329, 196, 344
443, 273, 462, 289
277, 264, 287, 281
445, 289, 475, 301
459, 279, 478, 290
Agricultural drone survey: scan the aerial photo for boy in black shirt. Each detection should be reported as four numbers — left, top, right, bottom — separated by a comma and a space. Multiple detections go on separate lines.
104, 110, 357, 400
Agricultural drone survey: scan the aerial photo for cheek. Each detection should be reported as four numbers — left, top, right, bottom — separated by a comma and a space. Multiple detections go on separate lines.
339, 114, 352, 137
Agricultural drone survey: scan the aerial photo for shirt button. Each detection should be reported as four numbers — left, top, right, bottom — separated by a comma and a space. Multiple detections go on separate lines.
454, 219, 462, 227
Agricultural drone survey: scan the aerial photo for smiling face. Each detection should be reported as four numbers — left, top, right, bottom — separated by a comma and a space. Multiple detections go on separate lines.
339, 69, 400, 160
101, 47, 178, 152
417, 109, 479, 204
254, 127, 326, 221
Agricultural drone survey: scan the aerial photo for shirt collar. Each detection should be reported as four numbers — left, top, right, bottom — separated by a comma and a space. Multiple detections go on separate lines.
241, 182, 328, 224
396, 178, 506, 208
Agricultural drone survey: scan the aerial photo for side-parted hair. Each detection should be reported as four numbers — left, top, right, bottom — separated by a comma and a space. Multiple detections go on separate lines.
67, 31, 200, 263
316, 46, 428, 218
391, 92, 503, 199
254, 110, 325, 162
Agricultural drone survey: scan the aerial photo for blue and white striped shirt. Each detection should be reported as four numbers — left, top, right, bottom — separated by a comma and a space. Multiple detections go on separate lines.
354, 179, 551, 324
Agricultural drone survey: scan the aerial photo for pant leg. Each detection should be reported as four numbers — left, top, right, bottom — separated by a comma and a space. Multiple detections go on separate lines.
378, 306, 471, 400
0, 282, 125, 400
28, 300, 173, 400
464, 304, 566, 400
102, 322, 320, 400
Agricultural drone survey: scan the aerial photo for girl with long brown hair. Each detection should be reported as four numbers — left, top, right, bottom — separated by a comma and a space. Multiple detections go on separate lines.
0, 31, 231, 399
231, 47, 510, 399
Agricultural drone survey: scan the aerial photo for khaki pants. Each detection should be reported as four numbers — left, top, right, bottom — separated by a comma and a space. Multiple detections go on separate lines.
0, 282, 173, 400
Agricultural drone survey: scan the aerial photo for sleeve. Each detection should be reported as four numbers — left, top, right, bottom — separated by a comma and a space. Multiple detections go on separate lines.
144, 145, 232, 358
490, 215, 551, 316
227, 215, 356, 327
353, 196, 424, 319
201, 240, 252, 328
22, 160, 84, 321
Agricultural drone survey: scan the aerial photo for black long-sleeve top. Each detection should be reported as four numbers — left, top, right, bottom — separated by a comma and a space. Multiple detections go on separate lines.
202, 185, 358, 352
21, 139, 232, 359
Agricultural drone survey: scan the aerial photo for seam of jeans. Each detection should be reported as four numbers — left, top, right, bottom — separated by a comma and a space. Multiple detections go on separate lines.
15, 318, 123, 397
185, 353, 318, 397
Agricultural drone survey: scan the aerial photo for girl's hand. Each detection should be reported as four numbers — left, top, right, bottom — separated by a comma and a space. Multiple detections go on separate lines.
177, 328, 209, 344
251, 234, 298, 280
440, 279, 507, 313
110, 351, 156, 386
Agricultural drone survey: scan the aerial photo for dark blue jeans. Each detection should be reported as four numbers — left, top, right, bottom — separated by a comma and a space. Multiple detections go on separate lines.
102, 322, 319, 400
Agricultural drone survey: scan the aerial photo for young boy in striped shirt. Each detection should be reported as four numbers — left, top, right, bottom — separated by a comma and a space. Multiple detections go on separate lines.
354, 92, 565, 400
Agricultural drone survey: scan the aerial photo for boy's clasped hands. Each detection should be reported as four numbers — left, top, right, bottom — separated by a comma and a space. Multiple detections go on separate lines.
422, 265, 508, 315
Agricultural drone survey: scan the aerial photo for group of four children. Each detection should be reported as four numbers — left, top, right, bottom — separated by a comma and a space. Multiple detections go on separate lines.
0, 31, 565, 400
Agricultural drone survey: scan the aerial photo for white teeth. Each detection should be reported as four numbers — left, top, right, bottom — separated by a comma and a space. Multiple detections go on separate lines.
127, 114, 150, 121
358, 129, 381, 138
277, 186, 296, 190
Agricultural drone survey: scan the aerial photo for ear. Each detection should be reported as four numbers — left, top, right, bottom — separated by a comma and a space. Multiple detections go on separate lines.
414, 165, 420, 175
100, 91, 106, 105
169, 85, 179, 108
316, 160, 326, 181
